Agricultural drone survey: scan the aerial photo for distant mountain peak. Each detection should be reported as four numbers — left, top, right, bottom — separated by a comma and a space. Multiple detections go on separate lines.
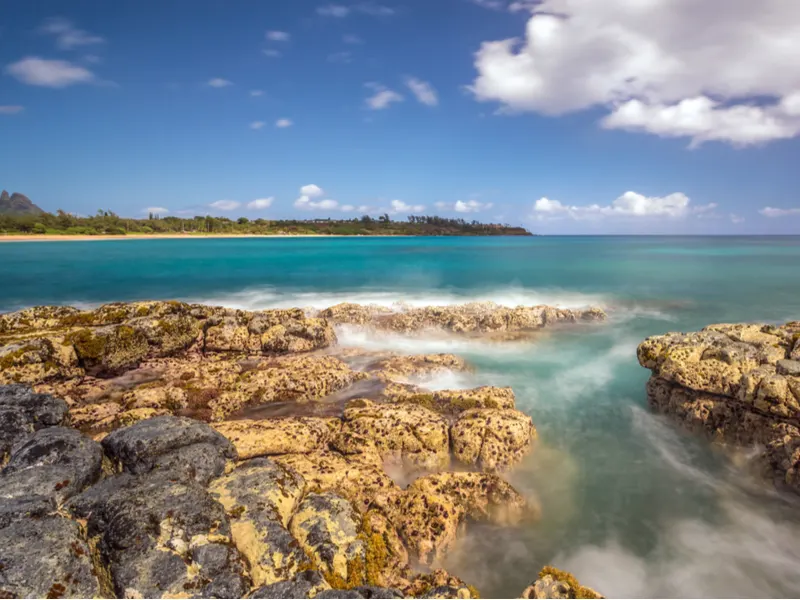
0, 190, 45, 216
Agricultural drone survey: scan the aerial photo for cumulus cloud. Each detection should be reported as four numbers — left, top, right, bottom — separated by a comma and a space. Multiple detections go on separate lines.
435, 200, 494, 213
266, 30, 290, 41
40, 18, 104, 50
247, 198, 274, 210
365, 83, 403, 110
389, 199, 425, 214
295, 196, 339, 210
0, 106, 24, 114
250, 121, 266, 130
209, 200, 241, 211
300, 184, 324, 198
5, 57, 94, 87
275, 118, 293, 128
317, 3, 395, 17
468, 0, 800, 146
470, 0, 505, 9
405, 77, 438, 106
143, 207, 169, 215
759, 206, 800, 217
208, 78, 232, 88
532, 191, 715, 221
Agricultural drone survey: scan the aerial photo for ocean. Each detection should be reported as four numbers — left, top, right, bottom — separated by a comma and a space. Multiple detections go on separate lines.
2, 235, 799, 597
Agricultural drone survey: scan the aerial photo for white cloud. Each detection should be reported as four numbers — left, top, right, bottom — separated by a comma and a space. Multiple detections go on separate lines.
263, 49, 282, 58
208, 78, 232, 88
247, 197, 274, 210
83, 54, 102, 64
275, 118, 293, 128
143, 207, 169, 216
0, 106, 24, 114
365, 83, 403, 110
317, 3, 395, 17
532, 191, 715, 221
250, 121, 266, 130
389, 199, 425, 214
455, 200, 493, 213
730, 214, 745, 224
328, 51, 353, 64
295, 196, 339, 210
300, 184, 324, 198
343, 34, 363, 44
40, 18, 104, 50
5, 57, 95, 87
209, 200, 241, 211
405, 77, 438, 106
340, 204, 356, 212
468, 0, 800, 146
759, 206, 800, 217
266, 30, 290, 42
250, 90, 264, 97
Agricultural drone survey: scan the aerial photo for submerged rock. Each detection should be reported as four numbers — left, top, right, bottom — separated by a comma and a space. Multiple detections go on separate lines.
638, 321, 800, 492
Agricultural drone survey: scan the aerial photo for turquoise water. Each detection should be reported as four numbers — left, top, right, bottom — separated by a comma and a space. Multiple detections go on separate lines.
2, 236, 800, 597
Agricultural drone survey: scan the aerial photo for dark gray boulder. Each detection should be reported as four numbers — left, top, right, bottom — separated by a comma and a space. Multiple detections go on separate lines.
101, 415, 236, 484
0, 515, 101, 598
0, 384, 68, 461
68, 470, 248, 598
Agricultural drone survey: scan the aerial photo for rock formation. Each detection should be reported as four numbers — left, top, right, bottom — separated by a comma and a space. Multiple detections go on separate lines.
638, 321, 800, 492
0, 299, 607, 598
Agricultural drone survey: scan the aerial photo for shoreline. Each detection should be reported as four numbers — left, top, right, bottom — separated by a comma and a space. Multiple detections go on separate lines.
0, 233, 424, 242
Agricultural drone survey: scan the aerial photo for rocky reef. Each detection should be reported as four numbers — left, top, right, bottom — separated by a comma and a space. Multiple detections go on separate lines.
638, 321, 800, 493
0, 300, 606, 598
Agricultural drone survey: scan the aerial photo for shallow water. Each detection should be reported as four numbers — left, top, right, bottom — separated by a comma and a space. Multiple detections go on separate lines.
2, 236, 800, 597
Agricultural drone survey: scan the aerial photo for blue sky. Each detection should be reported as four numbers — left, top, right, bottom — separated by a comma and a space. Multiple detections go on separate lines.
2, 0, 799, 233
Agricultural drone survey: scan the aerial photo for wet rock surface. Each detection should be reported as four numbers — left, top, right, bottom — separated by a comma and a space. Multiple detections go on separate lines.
0, 299, 608, 598
520, 567, 604, 599
638, 321, 800, 492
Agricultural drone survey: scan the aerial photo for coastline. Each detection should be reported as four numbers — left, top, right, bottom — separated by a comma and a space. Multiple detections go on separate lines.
0, 233, 420, 242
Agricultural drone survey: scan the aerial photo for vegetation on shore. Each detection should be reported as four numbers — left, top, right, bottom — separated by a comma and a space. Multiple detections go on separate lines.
0, 209, 532, 237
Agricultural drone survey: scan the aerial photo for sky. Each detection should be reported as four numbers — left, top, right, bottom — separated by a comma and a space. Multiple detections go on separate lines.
1, 0, 799, 234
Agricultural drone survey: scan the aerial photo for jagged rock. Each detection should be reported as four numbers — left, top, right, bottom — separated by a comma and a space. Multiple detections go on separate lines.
342, 399, 450, 470
638, 321, 800, 492
320, 302, 606, 335
274, 449, 400, 516
1, 426, 103, 504
0, 384, 68, 461
384, 384, 516, 416
403, 570, 477, 599
209, 458, 309, 587
214, 417, 336, 459
394, 472, 532, 565
203, 308, 336, 354
520, 566, 604, 599
289, 492, 367, 588
129, 312, 203, 356
367, 354, 471, 384
68, 470, 248, 599
0, 337, 82, 385
65, 324, 150, 376
451, 408, 536, 472
0, 516, 101, 599
101, 415, 236, 484
0, 305, 82, 336
249, 570, 332, 598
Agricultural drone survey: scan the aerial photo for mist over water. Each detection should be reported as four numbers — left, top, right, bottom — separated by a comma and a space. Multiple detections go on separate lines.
1, 236, 800, 597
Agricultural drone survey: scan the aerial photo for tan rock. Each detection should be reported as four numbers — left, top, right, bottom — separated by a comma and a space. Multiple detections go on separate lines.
0, 337, 82, 385
367, 353, 471, 383
383, 383, 516, 415
213, 417, 335, 459
451, 408, 536, 472
342, 399, 450, 470
69, 401, 122, 429
520, 566, 604, 599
